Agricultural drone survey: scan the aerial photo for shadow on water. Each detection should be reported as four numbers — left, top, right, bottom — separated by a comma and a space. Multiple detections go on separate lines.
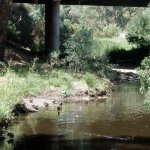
1, 83, 150, 149
4, 135, 150, 150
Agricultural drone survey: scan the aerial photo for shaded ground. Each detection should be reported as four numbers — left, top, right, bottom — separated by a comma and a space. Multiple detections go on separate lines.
5, 41, 32, 63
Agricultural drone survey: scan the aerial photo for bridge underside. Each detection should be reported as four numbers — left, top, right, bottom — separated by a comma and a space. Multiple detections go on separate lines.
13, 0, 150, 7
11, 0, 150, 55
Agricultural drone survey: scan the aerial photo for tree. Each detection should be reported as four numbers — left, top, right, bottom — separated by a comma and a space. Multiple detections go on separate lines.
0, 0, 13, 62
8, 3, 36, 51
126, 8, 150, 47
64, 26, 93, 76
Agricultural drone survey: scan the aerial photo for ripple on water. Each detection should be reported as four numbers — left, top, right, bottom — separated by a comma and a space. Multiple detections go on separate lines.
1, 83, 150, 149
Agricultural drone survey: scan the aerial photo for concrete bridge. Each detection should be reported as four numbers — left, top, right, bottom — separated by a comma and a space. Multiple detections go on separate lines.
12, 0, 149, 55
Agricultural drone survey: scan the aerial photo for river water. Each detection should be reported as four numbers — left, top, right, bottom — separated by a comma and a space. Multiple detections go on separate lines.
1, 82, 150, 150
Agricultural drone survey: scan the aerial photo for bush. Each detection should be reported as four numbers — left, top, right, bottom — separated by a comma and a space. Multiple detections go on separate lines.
28, 4, 45, 38
103, 24, 120, 38
63, 26, 113, 78
7, 21, 21, 42
137, 56, 150, 93
64, 26, 93, 76
60, 21, 70, 55
137, 56, 150, 107
85, 54, 110, 77
71, 23, 80, 33
126, 9, 150, 47
92, 30, 103, 38
38, 39, 45, 53
59, 5, 73, 57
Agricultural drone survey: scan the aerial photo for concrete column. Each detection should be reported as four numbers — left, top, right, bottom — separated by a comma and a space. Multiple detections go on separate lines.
45, 0, 60, 55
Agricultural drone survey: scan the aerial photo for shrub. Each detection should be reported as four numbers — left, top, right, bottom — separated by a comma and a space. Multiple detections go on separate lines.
64, 26, 93, 76
92, 30, 103, 38
7, 21, 21, 42
137, 56, 150, 107
126, 9, 150, 47
59, 5, 72, 57
137, 56, 150, 93
38, 39, 45, 53
71, 23, 80, 33
103, 23, 120, 38
28, 4, 45, 38
60, 21, 70, 55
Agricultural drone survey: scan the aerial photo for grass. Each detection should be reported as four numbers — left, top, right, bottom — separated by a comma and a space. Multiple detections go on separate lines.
0, 61, 110, 122
92, 37, 137, 56
82, 72, 108, 89
92, 37, 150, 62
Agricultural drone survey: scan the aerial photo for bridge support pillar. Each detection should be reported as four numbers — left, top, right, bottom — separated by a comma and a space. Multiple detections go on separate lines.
45, 0, 60, 55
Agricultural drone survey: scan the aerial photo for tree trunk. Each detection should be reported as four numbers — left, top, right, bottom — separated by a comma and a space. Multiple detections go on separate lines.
0, 0, 13, 62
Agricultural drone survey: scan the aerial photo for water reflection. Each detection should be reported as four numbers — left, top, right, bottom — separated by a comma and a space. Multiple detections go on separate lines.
1, 83, 150, 149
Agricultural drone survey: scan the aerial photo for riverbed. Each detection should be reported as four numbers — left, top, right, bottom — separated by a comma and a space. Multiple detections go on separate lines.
1, 82, 150, 150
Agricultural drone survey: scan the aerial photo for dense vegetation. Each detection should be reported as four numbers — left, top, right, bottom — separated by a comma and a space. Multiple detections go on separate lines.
137, 56, 150, 108
126, 7, 150, 108
126, 8, 150, 47
7, 4, 149, 61
1, 3, 150, 122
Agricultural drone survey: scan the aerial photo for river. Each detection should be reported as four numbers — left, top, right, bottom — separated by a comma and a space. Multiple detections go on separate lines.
1, 82, 150, 150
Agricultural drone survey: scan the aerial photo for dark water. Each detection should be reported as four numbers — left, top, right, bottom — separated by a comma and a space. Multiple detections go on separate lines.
1, 83, 150, 150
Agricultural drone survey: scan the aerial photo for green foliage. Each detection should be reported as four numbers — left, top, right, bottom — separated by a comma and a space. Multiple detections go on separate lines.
91, 37, 150, 64
126, 9, 150, 47
0, 50, 112, 122
82, 73, 99, 88
93, 24, 119, 38
7, 4, 36, 51
60, 21, 70, 55
0, 63, 7, 75
85, 54, 111, 78
38, 39, 45, 53
92, 30, 103, 38
63, 25, 114, 78
28, 4, 45, 38
71, 6, 140, 31
7, 21, 21, 42
137, 56, 150, 107
71, 23, 80, 33
137, 56, 150, 93
29, 57, 38, 74
103, 24, 120, 38
59, 5, 72, 56
64, 26, 93, 76
92, 38, 137, 56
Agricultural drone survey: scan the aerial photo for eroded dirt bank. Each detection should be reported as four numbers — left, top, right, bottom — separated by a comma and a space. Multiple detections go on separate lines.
20, 67, 139, 112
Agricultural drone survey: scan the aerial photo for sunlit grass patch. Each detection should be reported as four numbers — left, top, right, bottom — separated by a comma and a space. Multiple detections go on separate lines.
92, 37, 137, 56
82, 72, 109, 89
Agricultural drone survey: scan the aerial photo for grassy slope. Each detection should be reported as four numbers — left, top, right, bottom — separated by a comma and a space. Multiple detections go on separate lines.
0, 62, 109, 122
